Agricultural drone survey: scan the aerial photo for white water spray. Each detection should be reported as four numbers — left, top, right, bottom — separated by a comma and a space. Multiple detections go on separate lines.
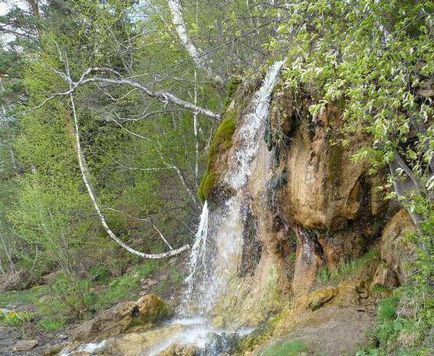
184, 200, 209, 304
183, 60, 286, 315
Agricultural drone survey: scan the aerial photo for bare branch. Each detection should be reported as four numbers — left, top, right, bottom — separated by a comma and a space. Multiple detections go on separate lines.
42, 67, 221, 121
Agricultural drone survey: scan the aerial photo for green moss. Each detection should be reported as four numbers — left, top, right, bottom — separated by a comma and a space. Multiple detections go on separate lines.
224, 76, 242, 109
199, 110, 238, 201
236, 309, 291, 353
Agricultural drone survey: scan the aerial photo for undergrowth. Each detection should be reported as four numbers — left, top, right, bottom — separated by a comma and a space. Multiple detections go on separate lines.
0, 259, 177, 333
357, 231, 433, 355
316, 249, 379, 286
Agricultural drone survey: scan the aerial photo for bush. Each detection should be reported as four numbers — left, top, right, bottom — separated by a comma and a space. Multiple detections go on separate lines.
0, 311, 32, 327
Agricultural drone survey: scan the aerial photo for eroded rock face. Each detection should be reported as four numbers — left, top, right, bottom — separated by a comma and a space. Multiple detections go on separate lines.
206, 82, 390, 326
72, 294, 173, 342
379, 209, 416, 285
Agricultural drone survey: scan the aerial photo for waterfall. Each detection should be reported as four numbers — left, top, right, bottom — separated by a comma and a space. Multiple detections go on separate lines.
182, 60, 286, 317
226, 60, 286, 190
184, 200, 209, 304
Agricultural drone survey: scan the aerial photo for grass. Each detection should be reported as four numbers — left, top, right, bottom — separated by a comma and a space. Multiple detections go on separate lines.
377, 297, 398, 322
0, 310, 33, 327
0, 259, 164, 332
0, 285, 47, 307
263, 339, 309, 356
316, 249, 379, 286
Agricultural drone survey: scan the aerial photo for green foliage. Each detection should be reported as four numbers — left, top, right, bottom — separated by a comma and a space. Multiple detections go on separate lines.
274, 0, 433, 220
37, 317, 66, 332
377, 297, 398, 322
199, 110, 237, 201
0, 311, 32, 327
263, 339, 308, 356
316, 250, 379, 286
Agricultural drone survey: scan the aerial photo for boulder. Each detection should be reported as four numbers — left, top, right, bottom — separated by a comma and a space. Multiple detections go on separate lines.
380, 209, 416, 284
306, 287, 338, 311
13, 339, 38, 352
72, 294, 173, 342
0, 271, 32, 291
372, 263, 399, 289
159, 344, 199, 356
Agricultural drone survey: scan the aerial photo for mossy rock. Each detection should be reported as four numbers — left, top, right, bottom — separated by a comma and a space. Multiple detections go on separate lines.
198, 110, 238, 201
72, 294, 173, 342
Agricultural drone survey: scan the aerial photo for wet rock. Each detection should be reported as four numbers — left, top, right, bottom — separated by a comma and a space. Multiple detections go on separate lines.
292, 227, 324, 295
13, 339, 38, 352
201, 333, 238, 356
97, 324, 182, 355
43, 342, 69, 356
72, 294, 173, 342
306, 287, 338, 311
380, 209, 416, 284
160, 343, 199, 356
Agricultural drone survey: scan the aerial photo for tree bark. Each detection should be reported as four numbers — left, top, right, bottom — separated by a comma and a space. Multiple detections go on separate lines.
167, 0, 219, 82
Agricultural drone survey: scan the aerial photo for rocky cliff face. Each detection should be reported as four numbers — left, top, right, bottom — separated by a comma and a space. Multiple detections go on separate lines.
203, 72, 415, 328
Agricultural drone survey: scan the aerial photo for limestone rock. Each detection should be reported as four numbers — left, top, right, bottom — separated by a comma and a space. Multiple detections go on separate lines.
72, 294, 173, 342
13, 339, 38, 352
372, 262, 399, 288
380, 209, 416, 284
306, 287, 338, 311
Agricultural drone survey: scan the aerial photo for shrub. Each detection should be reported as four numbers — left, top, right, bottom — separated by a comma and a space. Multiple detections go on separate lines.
0, 311, 32, 327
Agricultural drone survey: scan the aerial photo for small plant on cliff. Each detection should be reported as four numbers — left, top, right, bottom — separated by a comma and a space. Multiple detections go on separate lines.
316, 250, 379, 286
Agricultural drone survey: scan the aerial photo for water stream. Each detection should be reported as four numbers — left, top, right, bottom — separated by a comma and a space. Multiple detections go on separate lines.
63, 60, 285, 356
160, 60, 286, 354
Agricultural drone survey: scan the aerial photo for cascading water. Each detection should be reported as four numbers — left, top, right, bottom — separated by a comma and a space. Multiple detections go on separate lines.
184, 200, 209, 304
183, 60, 286, 316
